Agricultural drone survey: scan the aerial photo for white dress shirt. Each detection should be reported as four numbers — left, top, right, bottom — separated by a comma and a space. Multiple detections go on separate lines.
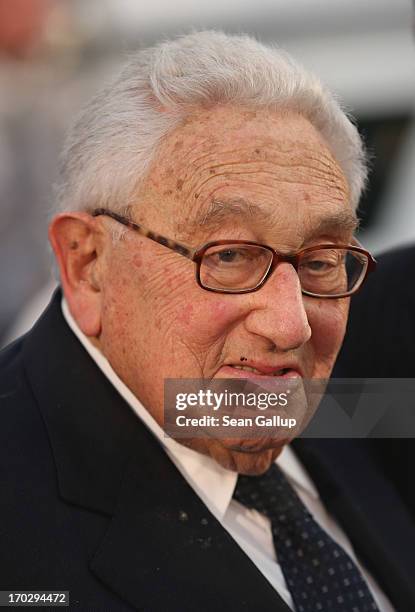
62, 299, 393, 611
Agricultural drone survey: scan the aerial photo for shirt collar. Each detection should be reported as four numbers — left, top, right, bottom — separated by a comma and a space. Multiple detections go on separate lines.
61, 297, 318, 520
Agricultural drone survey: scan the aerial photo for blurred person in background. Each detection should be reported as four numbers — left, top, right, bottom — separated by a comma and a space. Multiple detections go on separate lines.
1, 30, 414, 611
0, 0, 108, 345
335, 243, 415, 380
0, 0, 61, 341
0, 0, 51, 58
334, 244, 415, 521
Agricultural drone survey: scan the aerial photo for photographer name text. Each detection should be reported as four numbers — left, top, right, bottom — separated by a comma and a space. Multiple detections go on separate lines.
175, 414, 297, 428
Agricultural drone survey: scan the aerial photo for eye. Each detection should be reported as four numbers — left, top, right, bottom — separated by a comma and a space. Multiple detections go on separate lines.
218, 249, 239, 263
304, 259, 333, 272
205, 246, 258, 266
300, 250, 344, 274
200, 244, 273, 290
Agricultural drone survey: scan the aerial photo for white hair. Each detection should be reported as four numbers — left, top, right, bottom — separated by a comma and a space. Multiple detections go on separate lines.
55, 30, 367, 216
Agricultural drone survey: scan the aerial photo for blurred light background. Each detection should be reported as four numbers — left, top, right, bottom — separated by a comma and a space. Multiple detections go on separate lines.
1, 0, 414, 345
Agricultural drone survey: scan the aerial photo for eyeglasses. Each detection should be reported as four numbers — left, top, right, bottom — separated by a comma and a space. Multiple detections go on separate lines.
92, 208, 376, 298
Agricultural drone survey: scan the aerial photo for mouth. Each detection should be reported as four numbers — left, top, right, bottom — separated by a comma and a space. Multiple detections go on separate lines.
216, 364, 303, 379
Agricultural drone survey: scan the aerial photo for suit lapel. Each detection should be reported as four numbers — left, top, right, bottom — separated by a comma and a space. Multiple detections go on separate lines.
22, 289, 140, 515
23, 291, 290, 611
90, 425, 290, 612
293, 438, 415, 610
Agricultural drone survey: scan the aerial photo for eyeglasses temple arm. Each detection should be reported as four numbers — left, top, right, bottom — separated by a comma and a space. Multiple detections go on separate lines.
92, 208, 197, 260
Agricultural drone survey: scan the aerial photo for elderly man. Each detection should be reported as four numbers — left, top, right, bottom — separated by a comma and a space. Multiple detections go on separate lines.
1, 31, 414, 611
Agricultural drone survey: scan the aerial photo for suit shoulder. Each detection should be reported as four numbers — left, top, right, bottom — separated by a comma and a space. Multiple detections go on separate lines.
0, 335, 50, 457
0, 336, 27, 405
0, 333, 24, 369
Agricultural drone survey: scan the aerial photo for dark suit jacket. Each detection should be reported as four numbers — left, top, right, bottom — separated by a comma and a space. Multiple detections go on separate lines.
1, 291, 415, 611
334, 244, 415, 380
334, 244, 415, 522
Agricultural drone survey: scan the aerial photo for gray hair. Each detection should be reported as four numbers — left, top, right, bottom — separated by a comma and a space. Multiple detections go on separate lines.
55, 30, 367, 216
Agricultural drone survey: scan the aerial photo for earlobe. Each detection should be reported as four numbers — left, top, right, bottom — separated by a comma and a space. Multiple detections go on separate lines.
48, 213, 104, 337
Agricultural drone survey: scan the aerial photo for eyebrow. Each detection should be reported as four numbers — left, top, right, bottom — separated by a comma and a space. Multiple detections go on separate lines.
306, 210, 360, 240
186, 196, 359, 238
189, 197, 268, 229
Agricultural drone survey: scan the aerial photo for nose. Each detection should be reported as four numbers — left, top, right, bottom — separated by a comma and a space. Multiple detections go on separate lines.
244, 262, 312, 352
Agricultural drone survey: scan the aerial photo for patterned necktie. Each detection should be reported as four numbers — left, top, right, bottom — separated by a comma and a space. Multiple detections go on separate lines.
233, 463, 379, 612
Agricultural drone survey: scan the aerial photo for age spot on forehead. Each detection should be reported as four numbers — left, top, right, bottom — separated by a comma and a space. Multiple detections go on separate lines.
242, 110, 258, 121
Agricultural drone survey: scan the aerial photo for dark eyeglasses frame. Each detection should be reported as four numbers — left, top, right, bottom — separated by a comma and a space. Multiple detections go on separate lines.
92, 208, 377, 298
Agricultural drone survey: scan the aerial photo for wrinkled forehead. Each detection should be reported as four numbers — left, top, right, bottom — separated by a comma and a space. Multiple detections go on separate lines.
140, 106, 353, 244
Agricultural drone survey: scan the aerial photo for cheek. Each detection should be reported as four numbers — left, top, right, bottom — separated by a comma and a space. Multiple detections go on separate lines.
178, 292, 238, 328
98, 247, 153, 356
100, 278, 143, 359
176, 303, 194, 326
146, 291, 243, 380
174, 296, 243, 344
104, 263, 242, 363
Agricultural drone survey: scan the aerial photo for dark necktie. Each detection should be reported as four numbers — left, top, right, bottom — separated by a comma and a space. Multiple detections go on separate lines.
233, 463, 379, 612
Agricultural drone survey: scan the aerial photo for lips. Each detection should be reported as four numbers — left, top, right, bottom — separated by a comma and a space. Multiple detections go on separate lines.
216, 364, 303, 380
232, 365, 291, 376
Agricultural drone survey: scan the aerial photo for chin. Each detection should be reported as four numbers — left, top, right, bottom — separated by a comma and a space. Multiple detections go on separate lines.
214, 445, 284, 475
180, 436, 286, 475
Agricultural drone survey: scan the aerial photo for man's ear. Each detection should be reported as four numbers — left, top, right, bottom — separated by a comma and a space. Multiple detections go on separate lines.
49, 212, 106, 337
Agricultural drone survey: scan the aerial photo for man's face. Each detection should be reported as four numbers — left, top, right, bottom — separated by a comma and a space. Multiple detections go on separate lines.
95, 106, 354, 474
